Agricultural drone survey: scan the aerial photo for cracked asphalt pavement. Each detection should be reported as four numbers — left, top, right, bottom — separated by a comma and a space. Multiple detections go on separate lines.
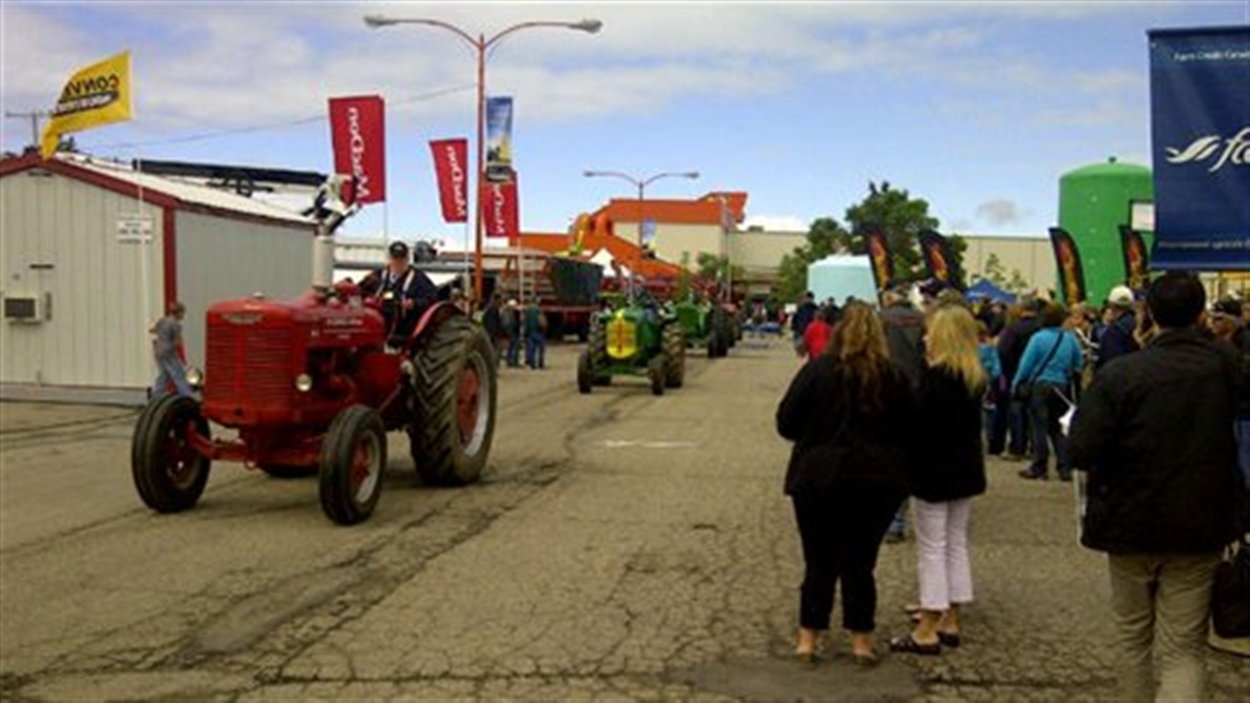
1, 342, 1246, 701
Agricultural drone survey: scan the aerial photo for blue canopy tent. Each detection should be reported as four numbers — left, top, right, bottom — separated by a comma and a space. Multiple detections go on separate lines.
966, 278, 1017, 304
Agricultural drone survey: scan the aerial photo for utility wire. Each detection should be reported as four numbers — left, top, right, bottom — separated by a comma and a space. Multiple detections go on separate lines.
87, 83, 475, 150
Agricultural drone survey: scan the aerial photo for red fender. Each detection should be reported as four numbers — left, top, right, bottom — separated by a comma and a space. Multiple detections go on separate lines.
403, 301, 463, 350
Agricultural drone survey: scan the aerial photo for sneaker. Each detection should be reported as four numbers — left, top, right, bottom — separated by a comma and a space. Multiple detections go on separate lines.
1017, 469, 1048, 481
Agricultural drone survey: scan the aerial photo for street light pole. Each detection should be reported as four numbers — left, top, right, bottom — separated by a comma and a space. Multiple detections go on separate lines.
365, 15, 602, 305
583, 170, 700, 300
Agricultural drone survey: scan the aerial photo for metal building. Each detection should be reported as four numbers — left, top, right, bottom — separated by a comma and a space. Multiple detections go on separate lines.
1, 153, 314, 391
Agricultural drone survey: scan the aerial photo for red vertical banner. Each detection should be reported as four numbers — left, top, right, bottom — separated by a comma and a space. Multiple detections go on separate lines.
429, 138, 469, 223
328, 95, 386, 204
482, 178, 519, 239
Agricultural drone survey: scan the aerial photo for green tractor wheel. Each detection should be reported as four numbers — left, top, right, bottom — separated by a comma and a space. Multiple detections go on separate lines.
587, 317, 607, 368
662, 323, 685, 388
647, 354, 667, 396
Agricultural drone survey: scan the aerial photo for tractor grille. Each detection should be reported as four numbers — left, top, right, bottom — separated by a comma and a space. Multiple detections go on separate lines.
205, 322, 292, 408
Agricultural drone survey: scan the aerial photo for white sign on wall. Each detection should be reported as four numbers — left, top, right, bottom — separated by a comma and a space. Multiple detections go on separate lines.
116, 213, 154, 243
1129, 201, 1155, 233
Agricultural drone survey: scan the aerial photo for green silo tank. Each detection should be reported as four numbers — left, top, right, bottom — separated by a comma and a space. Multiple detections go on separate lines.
1057, 158, 1153, 305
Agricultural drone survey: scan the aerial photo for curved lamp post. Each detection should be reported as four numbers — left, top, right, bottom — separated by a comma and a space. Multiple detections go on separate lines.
365, 15, 602, 303
582, 170, 699, 298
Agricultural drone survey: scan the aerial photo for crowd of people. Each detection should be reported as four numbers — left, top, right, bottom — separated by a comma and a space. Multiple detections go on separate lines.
777, 274, 1248, 699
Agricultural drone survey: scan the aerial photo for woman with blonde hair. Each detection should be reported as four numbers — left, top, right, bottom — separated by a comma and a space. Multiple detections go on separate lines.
777, 303, 916, 666
891, 305, 988, 655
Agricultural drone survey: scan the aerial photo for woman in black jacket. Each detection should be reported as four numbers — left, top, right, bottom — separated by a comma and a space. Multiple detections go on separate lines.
891, 305, 988, 655
776, 303, 915, 666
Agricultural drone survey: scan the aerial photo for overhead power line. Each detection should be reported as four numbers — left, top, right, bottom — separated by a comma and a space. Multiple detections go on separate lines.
87, 83, 475, 151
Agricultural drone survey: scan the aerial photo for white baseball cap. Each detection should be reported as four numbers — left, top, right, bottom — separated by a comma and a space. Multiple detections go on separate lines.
1107, 285, 1134, 307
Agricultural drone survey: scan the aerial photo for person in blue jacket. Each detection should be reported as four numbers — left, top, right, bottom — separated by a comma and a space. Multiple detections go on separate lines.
1011, 302, 1083, 481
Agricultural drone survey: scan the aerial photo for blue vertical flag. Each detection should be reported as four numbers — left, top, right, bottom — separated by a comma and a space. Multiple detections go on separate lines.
1148, 26, 1250, 271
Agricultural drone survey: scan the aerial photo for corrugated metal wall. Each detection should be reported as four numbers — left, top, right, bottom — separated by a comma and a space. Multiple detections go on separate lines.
1, 170, 165, 388
175, 211, 312, 366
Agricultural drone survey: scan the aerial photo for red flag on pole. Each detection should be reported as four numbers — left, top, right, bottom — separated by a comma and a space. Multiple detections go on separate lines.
429, 139, 469, 223
482, 179, 519, 239
328, 95, 386, 204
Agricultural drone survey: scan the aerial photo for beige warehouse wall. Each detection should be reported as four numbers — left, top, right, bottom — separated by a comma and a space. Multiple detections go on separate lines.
612, 221, 724, 269
962, 236, 1055, 294
730, 230, 806, 276
0, 170, 165, 388
175, 211, 312, 366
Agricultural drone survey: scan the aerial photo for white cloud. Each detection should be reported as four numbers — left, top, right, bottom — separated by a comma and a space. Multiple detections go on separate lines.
0, 1, 1177, 147
744, 214, 808, 232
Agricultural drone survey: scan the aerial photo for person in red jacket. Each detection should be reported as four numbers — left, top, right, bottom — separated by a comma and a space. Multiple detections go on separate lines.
803, 305, 838, 361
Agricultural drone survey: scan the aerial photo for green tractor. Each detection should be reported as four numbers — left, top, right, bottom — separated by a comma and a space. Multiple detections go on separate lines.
673, 298, 734, 359
577, 300, 686, 396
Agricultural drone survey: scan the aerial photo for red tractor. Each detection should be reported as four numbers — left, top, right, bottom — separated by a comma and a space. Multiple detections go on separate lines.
131, 178, 497, 525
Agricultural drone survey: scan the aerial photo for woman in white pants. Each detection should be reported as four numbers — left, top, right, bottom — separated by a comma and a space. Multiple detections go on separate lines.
890, 305, 988, 655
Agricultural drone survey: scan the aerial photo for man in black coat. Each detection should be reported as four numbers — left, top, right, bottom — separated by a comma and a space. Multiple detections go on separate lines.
360, 241, 439, 346
1096, 285, 1140, 371
1070, 273, 1243, 703
995, 299, 1041, 459
791, 292, 818, 357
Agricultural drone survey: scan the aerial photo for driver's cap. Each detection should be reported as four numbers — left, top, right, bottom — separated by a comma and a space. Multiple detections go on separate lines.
388, 241, 410, 260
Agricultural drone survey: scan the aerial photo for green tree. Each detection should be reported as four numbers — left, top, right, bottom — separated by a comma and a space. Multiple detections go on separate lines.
973, 252, 1030, 294
844, 181, 939, 281
776, 250, 812, 303
773, 183, 965, 302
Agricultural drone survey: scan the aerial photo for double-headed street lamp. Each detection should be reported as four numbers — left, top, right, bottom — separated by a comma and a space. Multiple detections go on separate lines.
583, 170, 699, 298
365, 14, 602, 303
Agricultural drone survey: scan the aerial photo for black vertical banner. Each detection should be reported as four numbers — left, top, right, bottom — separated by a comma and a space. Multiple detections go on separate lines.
1048, 227, 1088, 304
1118, 225, 1151, 292
864, 225, 894, 293
918, 229, 965, 291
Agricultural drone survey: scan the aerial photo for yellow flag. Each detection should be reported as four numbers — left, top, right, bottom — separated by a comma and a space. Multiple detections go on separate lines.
40, 51, 132, 158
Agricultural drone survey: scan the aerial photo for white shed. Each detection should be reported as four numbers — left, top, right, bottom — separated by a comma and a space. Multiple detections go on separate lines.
0, 153, 314, 391
807, 255, 879, 306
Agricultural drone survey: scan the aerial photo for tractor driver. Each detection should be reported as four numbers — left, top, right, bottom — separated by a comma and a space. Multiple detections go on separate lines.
360, 241, 439, 346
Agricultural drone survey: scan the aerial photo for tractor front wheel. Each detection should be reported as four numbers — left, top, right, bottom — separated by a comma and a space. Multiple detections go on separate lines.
662, 323, 685, 388
318, 405, 386, 525
132, 395, 212, 513
648, 355, 667, 396
577, 350, 594, 394
410, 316, 497, 487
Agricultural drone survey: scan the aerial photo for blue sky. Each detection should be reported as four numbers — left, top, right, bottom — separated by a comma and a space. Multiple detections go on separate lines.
3, 1, 1248, 244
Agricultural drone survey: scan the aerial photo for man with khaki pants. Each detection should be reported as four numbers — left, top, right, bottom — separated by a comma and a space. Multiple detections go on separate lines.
1071, 273, 1244, 701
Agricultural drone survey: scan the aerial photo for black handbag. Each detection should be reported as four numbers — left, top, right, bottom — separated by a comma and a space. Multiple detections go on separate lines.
1013, 333, 1065, 403
1212, 537, 1250, 639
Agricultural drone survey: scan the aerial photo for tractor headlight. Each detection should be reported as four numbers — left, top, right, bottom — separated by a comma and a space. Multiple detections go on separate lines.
185, 367, 204, 388
294, 374, 314, 393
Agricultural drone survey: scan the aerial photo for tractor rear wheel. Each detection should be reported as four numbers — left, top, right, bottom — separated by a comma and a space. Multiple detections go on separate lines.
409, 316, 497, 487
577, 350, 594, 394
662, 323, 685, 388
709, 308, 731, 357
648, 354, 667, 396
132, 395, 211, 514
318, 405, 385, 525
706, 329, 722, 359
